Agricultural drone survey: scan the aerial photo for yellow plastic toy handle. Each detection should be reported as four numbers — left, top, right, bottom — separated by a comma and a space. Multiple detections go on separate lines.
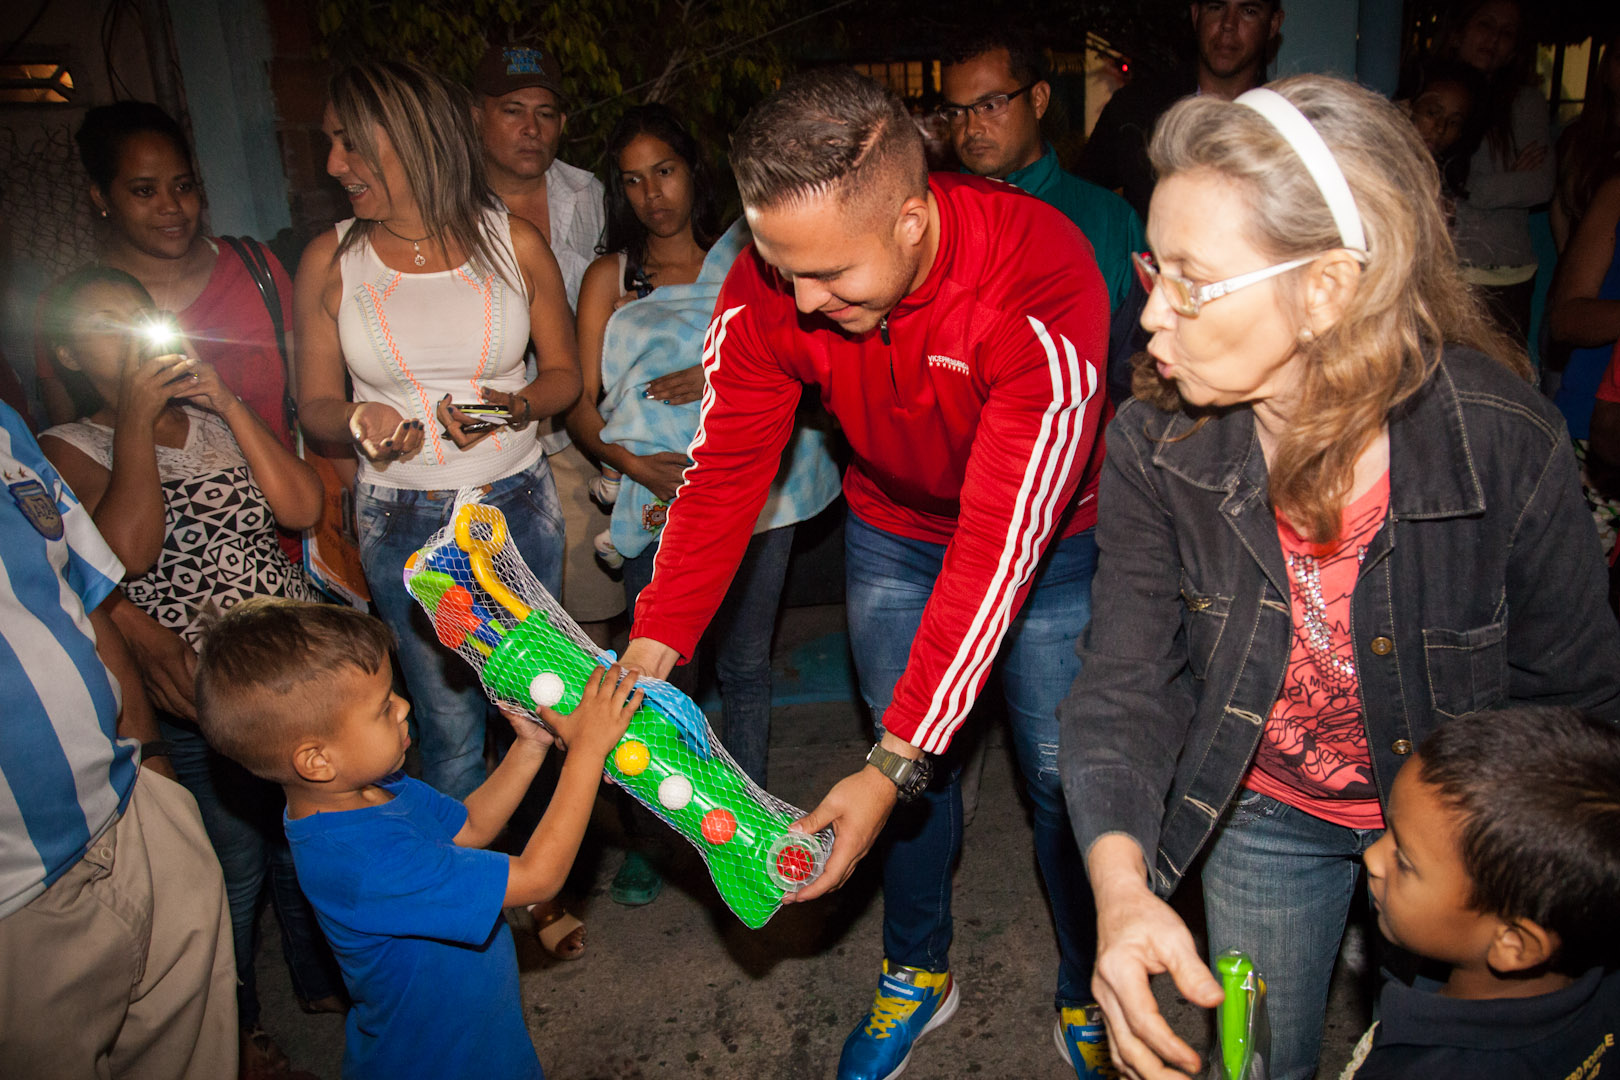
454, 503, 532, 622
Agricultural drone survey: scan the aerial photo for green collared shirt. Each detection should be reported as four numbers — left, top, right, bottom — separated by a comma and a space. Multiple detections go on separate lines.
1005, 144, 1145, 314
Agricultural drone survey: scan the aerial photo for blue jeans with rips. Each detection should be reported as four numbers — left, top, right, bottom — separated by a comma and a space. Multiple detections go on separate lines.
1200, 790, 1383, 1080
844, 512, 1098, 1009
356, 456, 564, 799
623, 524, 795, 788
160, 720, 343, 1029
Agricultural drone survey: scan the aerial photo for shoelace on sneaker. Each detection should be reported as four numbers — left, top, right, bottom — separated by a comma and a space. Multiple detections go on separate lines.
864, 983, 924, 1038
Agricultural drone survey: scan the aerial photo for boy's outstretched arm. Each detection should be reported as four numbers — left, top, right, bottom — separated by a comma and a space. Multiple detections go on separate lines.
503, 666, 642, 908
454, 710, 554, 850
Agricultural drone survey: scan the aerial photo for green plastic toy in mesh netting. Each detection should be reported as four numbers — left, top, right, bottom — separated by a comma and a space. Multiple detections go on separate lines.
402, 497, 830, 929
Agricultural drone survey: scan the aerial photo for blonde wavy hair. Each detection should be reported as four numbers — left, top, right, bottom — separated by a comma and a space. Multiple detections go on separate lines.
1136, 74, 1526, 543
327, 60, 521, 291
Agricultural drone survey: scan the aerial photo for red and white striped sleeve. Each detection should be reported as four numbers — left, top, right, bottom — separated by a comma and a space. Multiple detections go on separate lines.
630, 258, 804, 662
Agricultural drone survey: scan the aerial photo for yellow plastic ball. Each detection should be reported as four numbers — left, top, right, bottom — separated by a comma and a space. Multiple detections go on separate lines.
613, 740, 650, 776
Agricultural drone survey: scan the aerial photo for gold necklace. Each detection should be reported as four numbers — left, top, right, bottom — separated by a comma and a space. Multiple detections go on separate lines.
378, 221, 432, 267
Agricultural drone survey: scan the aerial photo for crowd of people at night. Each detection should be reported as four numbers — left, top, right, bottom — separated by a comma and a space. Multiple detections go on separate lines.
3, 1, 1619, 1079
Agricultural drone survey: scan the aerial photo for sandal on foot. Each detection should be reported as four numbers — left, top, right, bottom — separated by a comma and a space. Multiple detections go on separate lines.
529, 902, 586, 960
610, 850, 663, 906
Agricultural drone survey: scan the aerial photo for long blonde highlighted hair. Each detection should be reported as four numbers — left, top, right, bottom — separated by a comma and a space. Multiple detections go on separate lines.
1136, 74, 1525, 543
327, 60, 521, 291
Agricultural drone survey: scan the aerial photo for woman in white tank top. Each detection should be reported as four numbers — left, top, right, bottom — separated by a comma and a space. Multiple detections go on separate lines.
292, 63, 581, 819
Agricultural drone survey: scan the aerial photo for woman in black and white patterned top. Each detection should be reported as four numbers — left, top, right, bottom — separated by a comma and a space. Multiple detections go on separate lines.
38, 266, 343, 1067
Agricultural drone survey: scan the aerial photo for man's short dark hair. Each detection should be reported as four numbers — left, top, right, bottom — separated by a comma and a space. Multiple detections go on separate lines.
730, 67, 928, 215
194, 598, 396, 781
1418, 707, 1620, 975
942, 25, 1049, 88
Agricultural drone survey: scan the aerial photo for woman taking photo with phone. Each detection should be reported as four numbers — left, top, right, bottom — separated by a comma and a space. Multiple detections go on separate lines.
292, 59, 580, 809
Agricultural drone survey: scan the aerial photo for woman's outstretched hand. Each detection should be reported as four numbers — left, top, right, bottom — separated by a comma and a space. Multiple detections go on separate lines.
1088, 835, 1224, 1079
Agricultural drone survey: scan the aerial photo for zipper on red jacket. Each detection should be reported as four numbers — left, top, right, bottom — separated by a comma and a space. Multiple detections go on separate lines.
880, 315, 900, 400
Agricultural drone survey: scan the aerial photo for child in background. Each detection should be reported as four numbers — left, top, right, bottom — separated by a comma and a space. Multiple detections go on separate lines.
1401, 62, 1487, 223
1342, 707, 1620, 1079
194, 599, 643, 1080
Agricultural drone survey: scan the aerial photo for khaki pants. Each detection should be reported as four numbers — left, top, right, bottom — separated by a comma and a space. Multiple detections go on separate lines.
0, 770, 238, 1079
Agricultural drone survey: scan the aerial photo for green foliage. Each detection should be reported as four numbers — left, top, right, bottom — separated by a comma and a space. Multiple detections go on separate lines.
313, 0, 800, 189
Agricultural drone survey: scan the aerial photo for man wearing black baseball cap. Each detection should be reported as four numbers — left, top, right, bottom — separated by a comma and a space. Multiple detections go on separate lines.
472, 44, 604, 308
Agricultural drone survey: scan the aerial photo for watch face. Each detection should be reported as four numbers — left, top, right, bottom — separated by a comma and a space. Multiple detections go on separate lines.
897, 755, 932, 802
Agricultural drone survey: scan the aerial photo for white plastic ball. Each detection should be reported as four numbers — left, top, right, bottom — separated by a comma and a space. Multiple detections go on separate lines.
657, 774, 694, 811
529, 672, 565, 709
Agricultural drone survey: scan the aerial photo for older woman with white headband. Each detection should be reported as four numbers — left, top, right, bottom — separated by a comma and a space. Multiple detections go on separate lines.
1058, 75, 1620, 1080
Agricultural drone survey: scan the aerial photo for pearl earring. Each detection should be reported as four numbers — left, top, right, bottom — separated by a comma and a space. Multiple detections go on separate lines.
1298, 327, 1315, 344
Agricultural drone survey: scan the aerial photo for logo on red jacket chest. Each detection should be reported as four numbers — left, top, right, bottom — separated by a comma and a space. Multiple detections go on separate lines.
927, 354, 970, 376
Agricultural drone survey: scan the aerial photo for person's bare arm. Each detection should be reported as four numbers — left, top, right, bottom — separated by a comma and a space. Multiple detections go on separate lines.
499, 666, 643, 908
102, 589, 198, 720
88, 595, 175, 780
40, 353, 176, 579
175, 362, 322, 529
455, 708, 553, 849
292, 231, 355, 445
1548, 177, 1620, 348
506, 216, 582, 423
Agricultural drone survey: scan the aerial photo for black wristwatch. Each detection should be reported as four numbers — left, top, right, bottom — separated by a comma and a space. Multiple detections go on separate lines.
141, 739, 173, 761
866, 743, 932, 802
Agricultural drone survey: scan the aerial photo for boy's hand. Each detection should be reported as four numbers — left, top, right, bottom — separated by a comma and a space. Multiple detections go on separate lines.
501, 704, 556, 750
538, 666, 643, 761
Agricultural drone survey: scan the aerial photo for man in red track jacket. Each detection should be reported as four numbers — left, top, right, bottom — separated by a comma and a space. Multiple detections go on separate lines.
620, 69, 1113, 1080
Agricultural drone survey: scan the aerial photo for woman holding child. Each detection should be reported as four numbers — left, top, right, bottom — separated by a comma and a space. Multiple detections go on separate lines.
1057, 75, 1620, 1080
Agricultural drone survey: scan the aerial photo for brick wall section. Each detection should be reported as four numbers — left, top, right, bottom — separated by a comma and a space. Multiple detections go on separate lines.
260, 0, 344, 270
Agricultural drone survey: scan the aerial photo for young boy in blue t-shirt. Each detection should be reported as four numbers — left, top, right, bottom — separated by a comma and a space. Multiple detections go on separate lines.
1343, 706, 1620, 1079
194, 598, 642, 1080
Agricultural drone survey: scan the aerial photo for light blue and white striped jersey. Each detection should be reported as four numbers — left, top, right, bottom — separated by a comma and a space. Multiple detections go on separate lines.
0, 401, 134, 917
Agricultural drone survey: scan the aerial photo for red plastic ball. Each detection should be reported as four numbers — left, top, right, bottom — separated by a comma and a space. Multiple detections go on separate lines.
432, 586, 480, 649
776, 844, 814, 883
700, 808, 737, 845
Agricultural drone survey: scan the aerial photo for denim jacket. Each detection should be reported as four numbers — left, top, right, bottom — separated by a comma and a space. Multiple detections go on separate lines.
1059, 346, 1620, 897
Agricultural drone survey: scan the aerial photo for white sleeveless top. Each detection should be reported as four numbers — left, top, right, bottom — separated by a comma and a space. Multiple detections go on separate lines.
336, 210, 543, 490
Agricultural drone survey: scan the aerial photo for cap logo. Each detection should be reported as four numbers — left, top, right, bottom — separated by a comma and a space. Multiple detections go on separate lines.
504, 47, 548, 77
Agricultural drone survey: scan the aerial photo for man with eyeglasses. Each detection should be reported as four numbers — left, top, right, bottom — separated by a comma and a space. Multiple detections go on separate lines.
942, 30, 1147, 407
1079, 0, 1285, 219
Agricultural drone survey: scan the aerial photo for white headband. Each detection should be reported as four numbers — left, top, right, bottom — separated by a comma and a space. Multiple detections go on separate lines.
1235, 87, 1368, 255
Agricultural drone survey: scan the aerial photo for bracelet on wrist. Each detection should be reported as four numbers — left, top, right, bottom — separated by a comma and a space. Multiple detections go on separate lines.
141, 739, 173, 761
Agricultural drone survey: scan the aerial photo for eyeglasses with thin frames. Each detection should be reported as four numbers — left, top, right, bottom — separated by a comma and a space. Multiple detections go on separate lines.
936, 84, 1038, 125
1132, 250, 1347, 317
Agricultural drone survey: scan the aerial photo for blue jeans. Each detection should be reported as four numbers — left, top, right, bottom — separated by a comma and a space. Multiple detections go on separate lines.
356, 457, 564, 799
845, 513, 1098, 1008
161, 720, 342, 1029
623, 525, 795, 788
1201, 791, 1382, 1080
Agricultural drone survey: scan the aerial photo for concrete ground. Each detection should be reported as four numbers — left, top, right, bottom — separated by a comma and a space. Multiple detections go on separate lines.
260, 605, 1373, 1079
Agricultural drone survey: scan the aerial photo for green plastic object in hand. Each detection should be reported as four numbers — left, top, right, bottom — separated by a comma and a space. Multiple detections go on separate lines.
1210, 951, 1270, 1080
402, 497, 831, 929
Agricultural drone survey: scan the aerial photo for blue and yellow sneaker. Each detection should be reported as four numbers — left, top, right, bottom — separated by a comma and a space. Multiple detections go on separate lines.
836, 960, 960, 1080
1055, 1004, 1119, 1079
